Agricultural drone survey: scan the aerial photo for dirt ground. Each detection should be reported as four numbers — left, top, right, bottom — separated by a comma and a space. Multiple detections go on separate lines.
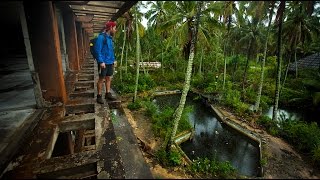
121, 99, 320, 179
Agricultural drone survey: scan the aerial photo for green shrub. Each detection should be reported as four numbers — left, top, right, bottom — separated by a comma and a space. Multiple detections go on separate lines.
280, 120, 320, 153
260, 95, 272, 109
222, 87, 249, 116
151, 105, 192, 140
188, 157, 237, 178
312, 145, 320, 164
127, 100, 142, 110
152, 107, 175, 139
257, 115, 279, 136
191, 74, 205, 89
137, 74, 156, 91
155, 149, 182, 167
143, 100, 158, 117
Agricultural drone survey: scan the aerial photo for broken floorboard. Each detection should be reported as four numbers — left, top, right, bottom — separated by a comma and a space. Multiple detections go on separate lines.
2, 56, 153, 179
1, 103, 125, 179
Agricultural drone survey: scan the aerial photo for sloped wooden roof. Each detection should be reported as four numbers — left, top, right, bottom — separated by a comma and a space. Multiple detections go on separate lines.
55, 1, 137, 37
288, 53, 320, 71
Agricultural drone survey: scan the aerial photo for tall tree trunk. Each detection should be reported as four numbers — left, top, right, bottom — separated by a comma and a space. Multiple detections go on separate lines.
165, 1, 202, 150
280, 34, 297, 95
223, 42, 227, 90
272, 1, 285, 122
198, 48, 203, 75
141, 47, 146, 75
222, 15, 232, 90
280, 57, 290, 95
295, 27, 299, 78
147, 49, 150, 74
232, 57, 238, 82
242, 39, 253, 92
120, 23, 126, 82
133, 8, 140, 102
215, 51, 218, 72
254, 2, 274, 112
125, 43, 128, 75
161, 48, 164, 75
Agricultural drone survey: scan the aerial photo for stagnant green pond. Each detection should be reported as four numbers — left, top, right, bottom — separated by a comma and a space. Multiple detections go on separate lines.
153, 94, 261, 177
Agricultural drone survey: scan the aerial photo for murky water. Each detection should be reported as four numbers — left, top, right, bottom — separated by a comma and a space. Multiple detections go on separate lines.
251, 104, 315, 123
153, 94, 261, 177
263, 106, 302, 121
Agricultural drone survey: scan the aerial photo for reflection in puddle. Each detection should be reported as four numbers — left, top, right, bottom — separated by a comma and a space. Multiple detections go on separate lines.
153, 94, 261, 177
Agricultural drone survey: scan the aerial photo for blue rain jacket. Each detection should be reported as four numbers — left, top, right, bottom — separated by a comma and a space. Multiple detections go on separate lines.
94, 32, 116, 65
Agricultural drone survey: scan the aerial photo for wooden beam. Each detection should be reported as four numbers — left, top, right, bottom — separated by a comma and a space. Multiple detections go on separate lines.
111, 1, 138, 21
58, 1, 89, 5
69, 4, 118, 13
87, 1, 124, 8
92, 17, 108, 21
81, 22, 93, 28
73, 10, 115, 16
93, 14, 109, 18
75, 14, 93, 22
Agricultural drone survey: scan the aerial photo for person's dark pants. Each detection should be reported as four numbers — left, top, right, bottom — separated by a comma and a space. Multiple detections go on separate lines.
98, 64, 114, 77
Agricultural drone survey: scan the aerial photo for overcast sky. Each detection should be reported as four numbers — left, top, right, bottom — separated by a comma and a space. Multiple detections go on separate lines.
139, 1, 149, 28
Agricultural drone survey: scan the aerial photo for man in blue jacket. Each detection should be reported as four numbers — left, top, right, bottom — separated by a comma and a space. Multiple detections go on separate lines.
94, 21, 117, 104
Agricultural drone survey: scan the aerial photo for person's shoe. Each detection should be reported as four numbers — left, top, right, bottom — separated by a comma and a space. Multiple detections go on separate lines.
97, 94, 104, 104
105, 92, 117, 101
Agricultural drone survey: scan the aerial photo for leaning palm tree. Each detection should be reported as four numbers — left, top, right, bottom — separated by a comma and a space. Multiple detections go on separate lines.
272, 1, 286, 122
164, 1, 203, 151
254, 1, 275, 112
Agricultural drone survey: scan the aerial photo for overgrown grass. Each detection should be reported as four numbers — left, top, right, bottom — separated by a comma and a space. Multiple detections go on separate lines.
187, 157, 238, 179
256, 115, 279, 136
257, 115, 320, 164
149, 105, 193, 140
155, 148, 183, 167
113, 71, 156, 95
127, 100, 142, 110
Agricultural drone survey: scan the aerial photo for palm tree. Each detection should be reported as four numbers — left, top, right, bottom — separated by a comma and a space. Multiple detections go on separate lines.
160, 1, 211, 60
119, 20, 126, 82
145, 1, 170, 37
272, 1, 286, 122
133, 5, 142, 102
240, 1, 266, 93
254, 1, 275, 112
282, 1, 320, 78
221, 1, 237, 90
165, 1, 203, 150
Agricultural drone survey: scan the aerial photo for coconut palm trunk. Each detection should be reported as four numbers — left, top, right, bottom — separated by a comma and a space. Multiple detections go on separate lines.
223, 42, 227, 90
161, 48, 164, 75
120, 23, 126, 82
254, 2, 275, 112
125, 43, 128, 75
272, 1, 286, 122
198, 48, 204, 75
133, 7, 140, 102
281, 35, 297, 94
165, 1, 203, 150
242, 39, 252, 92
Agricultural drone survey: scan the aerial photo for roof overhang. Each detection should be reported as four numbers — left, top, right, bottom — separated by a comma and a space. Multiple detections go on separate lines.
55, 1, 137, 37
